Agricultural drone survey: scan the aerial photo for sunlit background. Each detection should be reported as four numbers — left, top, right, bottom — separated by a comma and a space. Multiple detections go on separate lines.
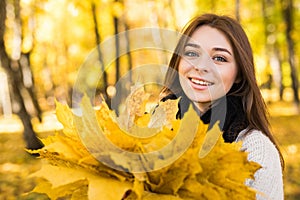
0, 0, 300, 199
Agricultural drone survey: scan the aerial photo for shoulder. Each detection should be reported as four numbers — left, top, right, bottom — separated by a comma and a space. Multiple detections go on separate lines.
236, 129, 284, 200
236, 129, 280, 166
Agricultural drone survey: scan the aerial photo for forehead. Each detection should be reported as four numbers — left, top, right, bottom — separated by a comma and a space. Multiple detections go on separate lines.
187, 25, 232, 51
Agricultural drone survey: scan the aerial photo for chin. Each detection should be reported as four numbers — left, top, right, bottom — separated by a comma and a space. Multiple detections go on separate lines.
186, 95, 212, 104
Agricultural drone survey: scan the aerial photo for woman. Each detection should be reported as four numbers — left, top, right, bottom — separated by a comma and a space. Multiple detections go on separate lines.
160, 13, 284, 200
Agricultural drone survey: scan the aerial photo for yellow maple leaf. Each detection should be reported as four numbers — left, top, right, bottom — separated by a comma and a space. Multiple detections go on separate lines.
28, 90, 260, 200
30, 163, 131, 200
55, 99, 77, 138
117, 84, 151, 130
32, 178, 89, 200
148, 98, 180, 128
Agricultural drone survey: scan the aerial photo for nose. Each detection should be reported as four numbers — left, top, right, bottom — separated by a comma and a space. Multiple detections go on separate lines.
193, 54, 211, 73
194, 65, 209, 73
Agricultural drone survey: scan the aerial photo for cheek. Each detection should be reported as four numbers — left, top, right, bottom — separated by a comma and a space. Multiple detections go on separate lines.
178, 60, 190, 75
220, 68, 238, 91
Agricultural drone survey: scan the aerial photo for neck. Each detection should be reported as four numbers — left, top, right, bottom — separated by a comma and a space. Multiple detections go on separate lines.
193, 99, 223, 116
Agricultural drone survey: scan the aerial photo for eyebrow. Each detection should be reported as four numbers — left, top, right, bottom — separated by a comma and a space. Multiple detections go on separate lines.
185, 43, 232, 56
213, 47, 232, 56
185, 43, 201, 48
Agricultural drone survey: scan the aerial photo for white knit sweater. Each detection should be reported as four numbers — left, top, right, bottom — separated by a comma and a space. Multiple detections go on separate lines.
236, 129, 284, 200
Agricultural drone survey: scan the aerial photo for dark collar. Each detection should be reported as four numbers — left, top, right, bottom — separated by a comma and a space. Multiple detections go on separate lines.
161, 93, 249, 143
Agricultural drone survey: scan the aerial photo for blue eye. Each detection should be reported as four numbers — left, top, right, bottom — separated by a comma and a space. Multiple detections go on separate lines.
184, 51, 199, 57
212, 56, 227, 62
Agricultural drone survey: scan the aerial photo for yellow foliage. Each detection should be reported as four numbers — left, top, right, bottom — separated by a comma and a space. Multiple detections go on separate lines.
28, 88, 260, 200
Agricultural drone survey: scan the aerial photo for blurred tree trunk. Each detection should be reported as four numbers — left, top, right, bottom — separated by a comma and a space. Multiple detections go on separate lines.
262, 0, 285, 101
281, 0, 299, 106
112, 0, 121, 114
262, 0, 273, 58
235, 0, 240, 22
14, 0, 42, 120
274, 43, 285, 100
91, 1, 109, 106
261, 0, 274, 97
0, 0, 43, 150
124, 21, 132, 84
113, 0, 120, 85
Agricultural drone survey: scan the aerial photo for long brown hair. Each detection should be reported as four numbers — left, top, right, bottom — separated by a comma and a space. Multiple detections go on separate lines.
161, 13, 284, 168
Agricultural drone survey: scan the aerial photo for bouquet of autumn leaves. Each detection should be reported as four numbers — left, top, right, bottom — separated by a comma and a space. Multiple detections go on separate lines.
27, 86, 260, 200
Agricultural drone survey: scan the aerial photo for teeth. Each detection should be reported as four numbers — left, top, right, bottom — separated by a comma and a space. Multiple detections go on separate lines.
191, 78, 212, 86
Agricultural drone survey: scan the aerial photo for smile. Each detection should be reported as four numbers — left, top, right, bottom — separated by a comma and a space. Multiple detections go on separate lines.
189, 78, 213, 86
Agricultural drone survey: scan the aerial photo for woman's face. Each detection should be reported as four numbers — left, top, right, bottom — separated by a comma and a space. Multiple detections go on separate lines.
178, 25, 238, 113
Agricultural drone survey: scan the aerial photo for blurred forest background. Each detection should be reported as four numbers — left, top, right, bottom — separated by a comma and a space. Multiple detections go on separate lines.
0, 0, 300, 199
